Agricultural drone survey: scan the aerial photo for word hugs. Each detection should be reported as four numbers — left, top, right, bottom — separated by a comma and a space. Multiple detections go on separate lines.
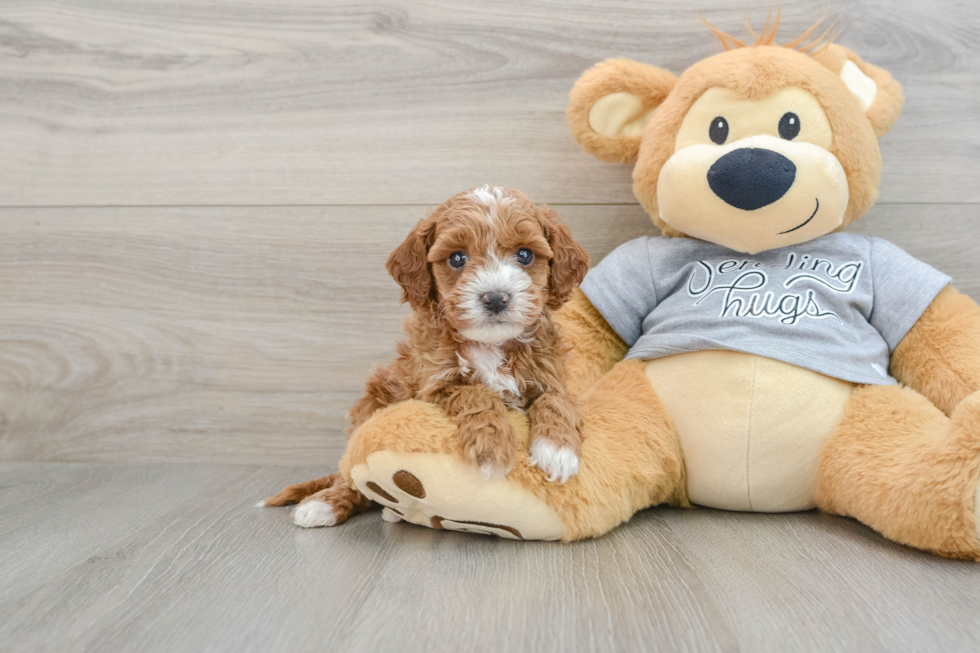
686, 253, 863, 326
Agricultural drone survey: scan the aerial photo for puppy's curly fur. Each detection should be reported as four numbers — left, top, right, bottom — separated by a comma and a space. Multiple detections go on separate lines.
353, 186, 590, 475
264, 186, 590, 527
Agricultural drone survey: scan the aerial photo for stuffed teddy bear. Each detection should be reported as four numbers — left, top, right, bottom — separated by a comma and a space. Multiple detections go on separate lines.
270, 19, 980, 560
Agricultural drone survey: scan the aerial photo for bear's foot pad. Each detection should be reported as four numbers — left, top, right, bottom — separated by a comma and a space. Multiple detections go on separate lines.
350, 450, 565, 540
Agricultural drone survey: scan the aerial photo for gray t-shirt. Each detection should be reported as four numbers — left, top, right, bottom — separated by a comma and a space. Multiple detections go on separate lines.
580, 233, 950, 385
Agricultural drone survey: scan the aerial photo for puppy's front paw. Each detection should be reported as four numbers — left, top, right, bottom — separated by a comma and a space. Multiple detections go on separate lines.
293, 500, 337, 528
458, 416, 518, 478
529, 438, 580, 484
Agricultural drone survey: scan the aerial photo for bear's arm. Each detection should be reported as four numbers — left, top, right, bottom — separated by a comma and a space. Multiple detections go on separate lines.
890, 285, 980, 415
554, 288, 628, 398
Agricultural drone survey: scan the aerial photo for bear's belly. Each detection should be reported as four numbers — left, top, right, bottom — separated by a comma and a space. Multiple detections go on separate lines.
644, 351, 854, 512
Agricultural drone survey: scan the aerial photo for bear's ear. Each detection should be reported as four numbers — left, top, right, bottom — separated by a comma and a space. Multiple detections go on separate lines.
812, 43, 904, 137
567, 58, 677, 164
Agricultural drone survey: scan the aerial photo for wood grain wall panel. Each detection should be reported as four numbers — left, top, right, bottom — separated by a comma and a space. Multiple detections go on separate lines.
0, 203, 973, 464
0, 0, 978, 206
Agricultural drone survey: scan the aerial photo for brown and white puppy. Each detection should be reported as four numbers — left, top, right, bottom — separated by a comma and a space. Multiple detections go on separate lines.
263, 186, 590, 528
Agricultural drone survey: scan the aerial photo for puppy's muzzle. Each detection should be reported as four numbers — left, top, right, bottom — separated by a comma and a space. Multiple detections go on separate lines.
481, 291, 510, 314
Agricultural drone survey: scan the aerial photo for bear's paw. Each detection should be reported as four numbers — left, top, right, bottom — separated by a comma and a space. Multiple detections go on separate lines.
350, 450, 565, 541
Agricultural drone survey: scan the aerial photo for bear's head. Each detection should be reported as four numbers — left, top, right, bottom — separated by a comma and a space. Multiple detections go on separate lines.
567, 18, 904, 255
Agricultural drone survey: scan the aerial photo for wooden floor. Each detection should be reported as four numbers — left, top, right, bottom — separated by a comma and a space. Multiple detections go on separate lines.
1, 462, 979, 653
3, 1, 980, 651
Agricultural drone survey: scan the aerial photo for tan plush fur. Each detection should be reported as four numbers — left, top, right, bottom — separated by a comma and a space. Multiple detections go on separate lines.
630, 45, 883, 235
559, 19, 980, 558
890, 286, 980, 416
567, 30, 903, 238
338, 360, 688, 541
816, 386, 980, 560
264, 18, 980, 559
555, 359, 690, 538
567, 59, 676, 164
552, 288, 627, 398
811, 44, 904, 137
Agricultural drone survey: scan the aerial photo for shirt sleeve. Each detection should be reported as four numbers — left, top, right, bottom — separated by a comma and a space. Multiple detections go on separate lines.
868, 237, 951, 352
579, 237, 658, 346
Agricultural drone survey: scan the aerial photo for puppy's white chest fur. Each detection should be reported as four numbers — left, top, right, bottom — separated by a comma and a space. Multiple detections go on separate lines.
458, 343, 522, 406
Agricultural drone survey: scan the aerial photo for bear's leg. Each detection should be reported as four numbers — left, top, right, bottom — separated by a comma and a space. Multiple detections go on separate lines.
291, 478, 377, 528
816, 385, 980, 560
542, 359, 689, 539
332, 360, 688, 540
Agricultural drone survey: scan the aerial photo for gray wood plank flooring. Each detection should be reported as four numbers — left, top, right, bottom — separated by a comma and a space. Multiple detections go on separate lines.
1, 462, 979, 653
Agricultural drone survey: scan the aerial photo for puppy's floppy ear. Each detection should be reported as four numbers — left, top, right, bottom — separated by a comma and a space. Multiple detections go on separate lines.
567, 58, 677, 164
387, 216, 437, 310
812, 44, 904, 137
542, 207, 590, 310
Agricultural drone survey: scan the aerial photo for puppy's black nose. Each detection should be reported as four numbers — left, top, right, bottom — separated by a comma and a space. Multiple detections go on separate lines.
707, 148, 796, 211
482, 291, 509, 314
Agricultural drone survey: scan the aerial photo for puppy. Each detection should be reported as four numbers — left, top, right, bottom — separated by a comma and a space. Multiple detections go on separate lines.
262, 186, 590, 528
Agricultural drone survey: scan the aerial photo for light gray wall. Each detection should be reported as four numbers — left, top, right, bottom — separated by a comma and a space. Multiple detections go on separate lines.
1, 0, 978, 464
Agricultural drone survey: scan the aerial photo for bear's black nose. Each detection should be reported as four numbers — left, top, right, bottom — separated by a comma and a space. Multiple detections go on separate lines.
707, 148, 796, 211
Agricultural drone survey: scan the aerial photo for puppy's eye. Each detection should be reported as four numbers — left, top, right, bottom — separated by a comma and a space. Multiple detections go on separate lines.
448, 251, 467, 269
778, 112, 800, 140
515, 248, 534, 265
709, 116, 729, 145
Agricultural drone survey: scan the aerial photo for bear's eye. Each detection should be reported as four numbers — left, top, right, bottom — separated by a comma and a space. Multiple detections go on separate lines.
448, 251, 467, 269
515, 248, 534, 265
709, 116, 729, 144
778, 112, 800, 140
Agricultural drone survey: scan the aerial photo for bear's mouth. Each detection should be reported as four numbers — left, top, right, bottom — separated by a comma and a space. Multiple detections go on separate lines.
777, 198, 820, 235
